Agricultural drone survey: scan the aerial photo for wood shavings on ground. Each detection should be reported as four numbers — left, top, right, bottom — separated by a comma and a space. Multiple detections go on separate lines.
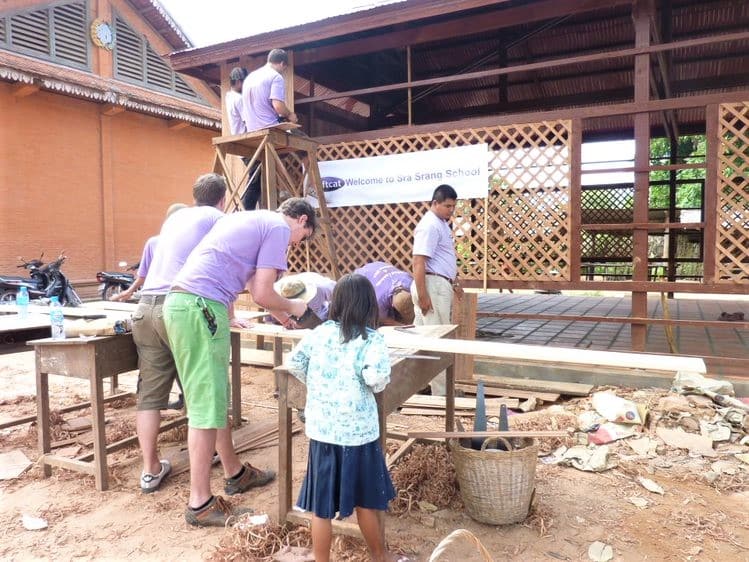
159, 424, 188, 443
0, 394, 35, 406
107, 395, 136, 409
672, 510, 749, 550
389, 443, 461, 515
523, 500, 555, 537
209, 518, 371, 562
508, 410, 577, 451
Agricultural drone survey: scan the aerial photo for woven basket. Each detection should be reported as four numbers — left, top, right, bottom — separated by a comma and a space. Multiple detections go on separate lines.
451, 436, 538, 525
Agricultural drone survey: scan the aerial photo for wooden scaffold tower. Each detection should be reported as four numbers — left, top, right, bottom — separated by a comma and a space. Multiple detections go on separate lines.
212, 124, 340, 279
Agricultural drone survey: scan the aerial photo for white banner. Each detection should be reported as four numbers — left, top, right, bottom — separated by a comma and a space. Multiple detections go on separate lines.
308, 144, 489, 208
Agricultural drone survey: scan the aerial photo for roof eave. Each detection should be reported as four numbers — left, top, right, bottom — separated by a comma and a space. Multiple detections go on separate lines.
168, 0, 511, 71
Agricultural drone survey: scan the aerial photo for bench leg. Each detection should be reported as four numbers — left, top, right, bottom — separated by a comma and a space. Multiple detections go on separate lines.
278, 374, 292, 524
35, 367, 51, 478
230, 331, 242, 428
91, 375, 108, 491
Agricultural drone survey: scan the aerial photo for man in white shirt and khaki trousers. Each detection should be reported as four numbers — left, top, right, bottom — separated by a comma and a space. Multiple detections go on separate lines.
411, 184, 463, 396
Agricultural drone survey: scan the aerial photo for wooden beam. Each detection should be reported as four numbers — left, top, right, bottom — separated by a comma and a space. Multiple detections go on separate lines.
295, 30, 749, 106
703, 103, 719, 284
12, 82, 40, 98
170, 0, 515, 70
408, 430, 570, 439
294, 0, 631, 65
316, 88, 749, 145
461, 279, 749, 294
378, 330, 706, 374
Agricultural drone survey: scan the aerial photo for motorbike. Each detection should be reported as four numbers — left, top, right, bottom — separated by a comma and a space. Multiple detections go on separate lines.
96, 261, 140, 301
0, 253, 83, 306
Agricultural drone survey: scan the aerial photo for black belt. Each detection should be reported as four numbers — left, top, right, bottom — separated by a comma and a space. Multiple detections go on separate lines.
139, 294, 166, 305
426, 272, 454, 284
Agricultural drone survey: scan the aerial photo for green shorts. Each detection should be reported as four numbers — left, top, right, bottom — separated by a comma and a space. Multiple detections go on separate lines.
163, 292, 230, 429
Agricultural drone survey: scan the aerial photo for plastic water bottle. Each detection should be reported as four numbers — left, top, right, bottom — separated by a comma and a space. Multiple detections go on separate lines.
16, 286, 30, 319
49, 296, 65, 340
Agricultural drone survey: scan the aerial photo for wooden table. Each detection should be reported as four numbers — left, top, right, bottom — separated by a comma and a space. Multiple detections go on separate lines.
29, 335, 139, 491
274, 324, 458, 528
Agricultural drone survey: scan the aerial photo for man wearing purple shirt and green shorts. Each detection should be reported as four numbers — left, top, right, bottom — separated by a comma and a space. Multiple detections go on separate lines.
411, 184, 464, 396
355, 261, 415, 326
163, 198, 315, 527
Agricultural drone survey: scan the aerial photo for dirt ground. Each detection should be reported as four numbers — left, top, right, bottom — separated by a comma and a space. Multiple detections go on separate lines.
1, 346, 749, 562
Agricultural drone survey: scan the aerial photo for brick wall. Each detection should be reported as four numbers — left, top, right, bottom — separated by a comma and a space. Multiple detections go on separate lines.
0, 83, 215, 282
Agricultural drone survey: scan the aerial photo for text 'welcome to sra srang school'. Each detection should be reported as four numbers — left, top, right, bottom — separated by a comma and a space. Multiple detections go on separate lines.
321, 166, 482, 190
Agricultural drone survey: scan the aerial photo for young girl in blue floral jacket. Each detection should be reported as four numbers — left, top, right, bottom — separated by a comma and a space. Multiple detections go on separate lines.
287, 273, 399, 562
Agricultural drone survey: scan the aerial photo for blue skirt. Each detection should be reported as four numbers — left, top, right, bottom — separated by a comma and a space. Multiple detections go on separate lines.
297, 438, 396, 519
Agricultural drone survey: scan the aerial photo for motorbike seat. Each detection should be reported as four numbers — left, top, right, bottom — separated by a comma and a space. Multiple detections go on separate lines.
0, 275, 37, 284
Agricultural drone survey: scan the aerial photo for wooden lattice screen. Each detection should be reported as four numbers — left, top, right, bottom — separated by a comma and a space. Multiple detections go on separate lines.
287, 121, 572, 283
716, 103, 749, 283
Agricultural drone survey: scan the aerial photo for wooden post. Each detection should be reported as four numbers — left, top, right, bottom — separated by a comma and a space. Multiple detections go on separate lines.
631, 0, 653, 351
35, 356, 51, 478
570, 118, 583, 282
452, 292, 476, 382
703, 104, 719, 284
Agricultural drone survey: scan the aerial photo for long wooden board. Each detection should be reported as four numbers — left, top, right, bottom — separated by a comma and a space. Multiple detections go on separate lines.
454, 382, 560, 402
408, 430, 570, 439
379, 326, 706, 374
403, 395, 519, 410
473, 374, 593, 396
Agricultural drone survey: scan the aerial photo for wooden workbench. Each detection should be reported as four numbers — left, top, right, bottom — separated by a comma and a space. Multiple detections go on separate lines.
29, 334, 139, 491
274, 324, 458, 527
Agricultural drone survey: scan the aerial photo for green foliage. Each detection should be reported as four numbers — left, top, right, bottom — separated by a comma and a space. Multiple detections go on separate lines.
649, 135, 705, 209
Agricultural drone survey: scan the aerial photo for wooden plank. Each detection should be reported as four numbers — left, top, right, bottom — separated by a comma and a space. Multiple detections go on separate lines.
386, 437, 416, 469
399, 407, 474, 417
0, 391, 131, 430
286, 510, 363, 539
452, 292, 476, 382
402, 395, 518, 410
379, 330, 706, 374
408, 430, 570, 439
473, 374, 593, 396
454, 383, 559, 402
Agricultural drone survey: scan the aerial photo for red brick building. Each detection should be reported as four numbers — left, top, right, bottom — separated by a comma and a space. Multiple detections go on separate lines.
0, 0, 220, 285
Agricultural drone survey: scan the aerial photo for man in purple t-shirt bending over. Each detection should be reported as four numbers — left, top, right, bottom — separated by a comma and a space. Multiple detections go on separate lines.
355, 261, 415, 326
163, 198, 315, 527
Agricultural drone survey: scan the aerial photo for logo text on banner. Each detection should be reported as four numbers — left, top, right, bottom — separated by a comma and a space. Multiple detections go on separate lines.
308, 144, 489, 208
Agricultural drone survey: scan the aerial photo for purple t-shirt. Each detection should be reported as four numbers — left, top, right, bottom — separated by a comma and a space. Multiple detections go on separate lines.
172, 210, 290, 307
413, 210, 458, 281
136, 235, 159, 279
241, 64, 284, 131
141, 206, 223, 295
355, 262, 413, 321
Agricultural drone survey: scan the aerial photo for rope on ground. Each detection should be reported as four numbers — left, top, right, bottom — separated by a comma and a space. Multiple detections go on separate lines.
428, 529, 493, 562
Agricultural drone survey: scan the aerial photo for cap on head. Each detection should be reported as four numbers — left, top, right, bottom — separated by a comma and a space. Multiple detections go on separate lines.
392, 290, 415, 324
274, 275, 317, 303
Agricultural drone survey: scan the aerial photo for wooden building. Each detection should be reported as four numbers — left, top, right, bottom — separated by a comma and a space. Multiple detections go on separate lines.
0, 0, 220, 282
169, 0, 748, 360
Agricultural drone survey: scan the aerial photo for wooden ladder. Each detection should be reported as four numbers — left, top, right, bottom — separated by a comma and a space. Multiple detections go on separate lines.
212, 125, 339, 278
